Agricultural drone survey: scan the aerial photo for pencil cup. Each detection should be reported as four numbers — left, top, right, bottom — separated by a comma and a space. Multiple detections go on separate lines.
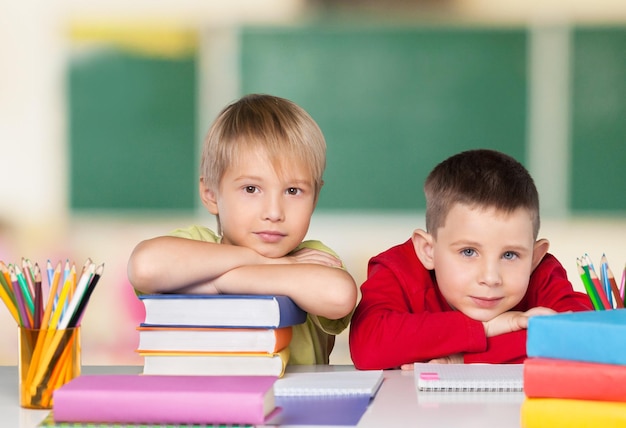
18, 326, 81, 409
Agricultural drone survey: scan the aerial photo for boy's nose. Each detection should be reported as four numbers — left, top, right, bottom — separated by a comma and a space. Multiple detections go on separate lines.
479, 260, 502, 287
263, 194, 285, 222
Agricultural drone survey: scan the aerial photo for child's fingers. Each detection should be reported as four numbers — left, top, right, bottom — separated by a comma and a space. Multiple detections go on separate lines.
288, 248, 342, 267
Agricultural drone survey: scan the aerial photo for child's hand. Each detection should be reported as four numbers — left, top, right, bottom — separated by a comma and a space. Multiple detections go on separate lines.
400, 353, 464, 370
279, 247, 343, 268
427, 353, 464, 364
482, 306, 557, 337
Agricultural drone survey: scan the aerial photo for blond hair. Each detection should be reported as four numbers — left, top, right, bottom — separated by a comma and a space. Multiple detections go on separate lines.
201, 94, 326, 195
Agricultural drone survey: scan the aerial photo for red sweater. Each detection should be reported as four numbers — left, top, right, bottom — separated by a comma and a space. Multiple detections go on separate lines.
349, 239, 593, 369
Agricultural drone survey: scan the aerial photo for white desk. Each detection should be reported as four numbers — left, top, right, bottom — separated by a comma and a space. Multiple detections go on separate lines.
1, 365, 524, 427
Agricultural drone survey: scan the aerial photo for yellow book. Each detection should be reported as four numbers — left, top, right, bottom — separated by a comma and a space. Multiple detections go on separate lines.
521, 397, 626, 428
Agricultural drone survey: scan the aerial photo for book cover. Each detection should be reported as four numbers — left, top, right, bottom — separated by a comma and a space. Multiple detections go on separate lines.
139, 294, 306, 328
273, 395, 372, 426
141, 348, 290, 378
52, 374, 278, 425
136, 326, 292, 353
521, 397, 626, 428
527, 309, 626, 365
414, 363, 523, 392
524, 357, 626, 401
38, 411, 252, 427
273, 370, 384, 397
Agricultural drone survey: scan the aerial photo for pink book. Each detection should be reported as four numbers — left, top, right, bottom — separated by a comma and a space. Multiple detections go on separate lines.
52, 374, 279, 425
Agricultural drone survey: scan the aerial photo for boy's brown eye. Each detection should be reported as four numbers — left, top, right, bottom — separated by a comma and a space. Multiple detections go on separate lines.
287, 188, 300, 195
245, 186, 256, 193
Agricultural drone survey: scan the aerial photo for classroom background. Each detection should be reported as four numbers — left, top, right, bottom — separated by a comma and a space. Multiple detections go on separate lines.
1, 0, 625, 366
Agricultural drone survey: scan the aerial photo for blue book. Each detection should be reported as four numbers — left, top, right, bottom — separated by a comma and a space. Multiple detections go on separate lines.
527, 309, 626, 365
139, 294, 306, 328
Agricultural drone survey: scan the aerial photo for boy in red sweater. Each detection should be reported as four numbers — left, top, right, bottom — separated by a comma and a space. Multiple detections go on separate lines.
349, 149, 592, 369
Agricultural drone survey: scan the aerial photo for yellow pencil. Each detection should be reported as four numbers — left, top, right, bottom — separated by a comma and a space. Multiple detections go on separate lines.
0, 282, 19, 323
27, 266, 75, 391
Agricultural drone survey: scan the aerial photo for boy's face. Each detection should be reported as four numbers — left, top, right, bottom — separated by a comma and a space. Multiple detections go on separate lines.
422, 204, 539, 322
202, 149, 317, 258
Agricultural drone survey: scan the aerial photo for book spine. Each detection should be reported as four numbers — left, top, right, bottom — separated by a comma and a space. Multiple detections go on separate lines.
521, 398, 626, 428
524, 357, 626, 401
273, 326, 293, 352
527, 318, 626, 365
274, 296, 306, 327
53, 389, 267, 425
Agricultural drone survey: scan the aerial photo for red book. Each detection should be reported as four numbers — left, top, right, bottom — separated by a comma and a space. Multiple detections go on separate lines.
524, 357, 626, 401
52, 374, 279, 425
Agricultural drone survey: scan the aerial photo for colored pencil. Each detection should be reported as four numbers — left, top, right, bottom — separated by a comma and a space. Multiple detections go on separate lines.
0, 262, 19, 323
0, 276, 19, 323
21, 259, 36, 302
583, 255, 611, 310
67, 263, 103, 328
601, 254, 624, 309
58, 262, 95, 330
577, 259, 603, 311
10, 265, 33, 327
619, 265, 626, 302
33, 263, 43, 328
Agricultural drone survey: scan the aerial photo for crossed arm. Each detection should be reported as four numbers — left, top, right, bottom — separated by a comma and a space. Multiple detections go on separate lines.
127, 236, 357, 320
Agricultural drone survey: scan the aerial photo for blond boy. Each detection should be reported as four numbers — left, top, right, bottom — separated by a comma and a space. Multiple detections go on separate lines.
128, 94, 357, 364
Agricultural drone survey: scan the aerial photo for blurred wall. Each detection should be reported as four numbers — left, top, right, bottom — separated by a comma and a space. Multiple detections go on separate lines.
0, 0, 625, 365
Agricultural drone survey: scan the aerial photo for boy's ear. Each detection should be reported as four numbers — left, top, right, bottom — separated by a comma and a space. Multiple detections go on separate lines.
412, 229, 436, 270
531, 238, 550, 270
199, 178, 219, 215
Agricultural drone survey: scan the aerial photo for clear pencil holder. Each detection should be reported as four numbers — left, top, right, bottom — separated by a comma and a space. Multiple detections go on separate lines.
18, 326, 81, 409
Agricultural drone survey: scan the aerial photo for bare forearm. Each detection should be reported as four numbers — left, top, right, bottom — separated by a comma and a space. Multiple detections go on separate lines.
208, 264, 357, 320
127, 236, 265, 293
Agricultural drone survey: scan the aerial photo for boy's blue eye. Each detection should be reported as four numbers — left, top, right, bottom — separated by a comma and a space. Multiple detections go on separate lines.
503, 251, 517, 260
461, 248, 475, 257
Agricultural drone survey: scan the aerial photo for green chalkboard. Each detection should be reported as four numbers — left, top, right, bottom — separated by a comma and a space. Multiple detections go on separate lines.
571, 27, 626, 212
69, 49, 197, 211
241, 25, 528, 210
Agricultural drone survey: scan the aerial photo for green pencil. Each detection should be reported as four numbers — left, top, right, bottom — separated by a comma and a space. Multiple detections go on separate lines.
577, 258, 603, 310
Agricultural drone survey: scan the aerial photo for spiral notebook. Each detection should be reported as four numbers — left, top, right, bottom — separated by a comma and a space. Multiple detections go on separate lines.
414, 363, 523, 392
271, 369, 384, 426
273, 369, 384, 397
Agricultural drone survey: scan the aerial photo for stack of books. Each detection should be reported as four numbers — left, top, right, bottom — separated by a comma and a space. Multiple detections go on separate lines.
136, 294, 307, 377
521, 309, 626, 427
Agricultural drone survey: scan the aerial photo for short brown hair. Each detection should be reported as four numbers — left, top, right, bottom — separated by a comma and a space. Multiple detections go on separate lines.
200, 94, 326, 195
424, 149, 540, 238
